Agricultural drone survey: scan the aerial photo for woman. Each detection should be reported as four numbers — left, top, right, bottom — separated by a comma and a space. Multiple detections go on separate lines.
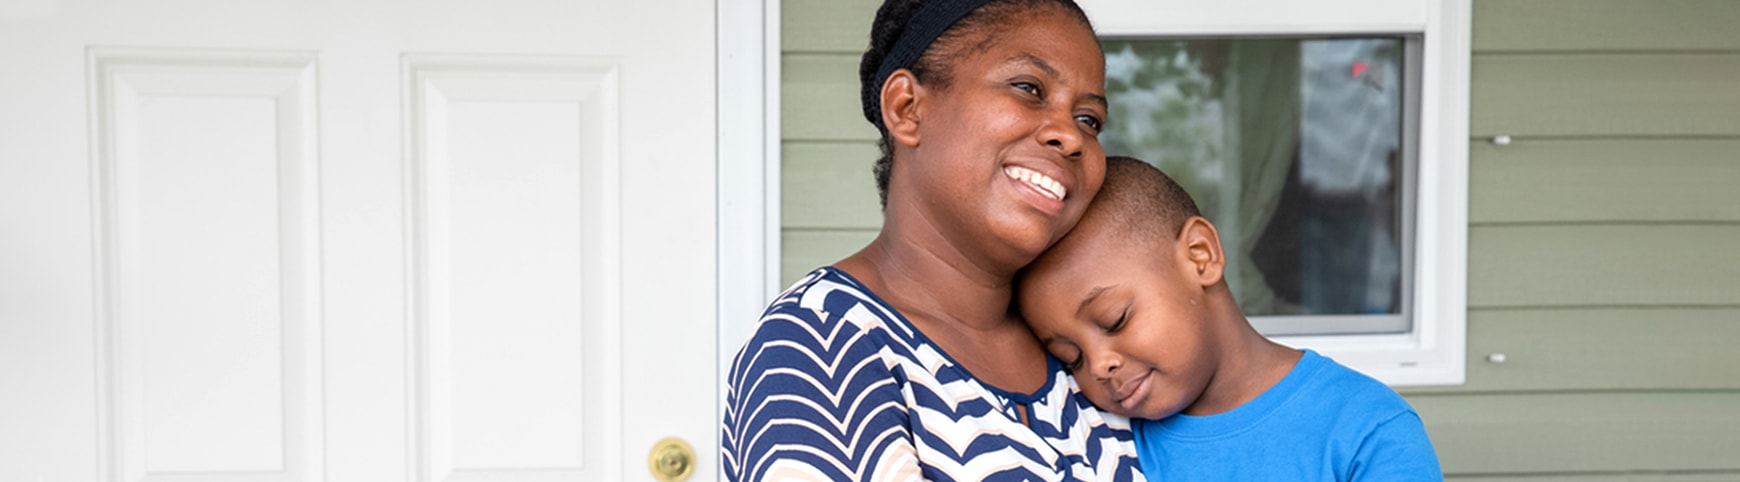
722, 0, 1140, 480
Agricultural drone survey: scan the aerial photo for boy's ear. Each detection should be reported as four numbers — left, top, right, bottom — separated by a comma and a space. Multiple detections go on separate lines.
1176, 216, 1225, 287
880, 69, 923, 148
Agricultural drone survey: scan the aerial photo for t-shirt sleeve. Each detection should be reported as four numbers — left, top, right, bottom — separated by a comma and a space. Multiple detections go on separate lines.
720, 300, 917, 482
1349, 410, 1444, 482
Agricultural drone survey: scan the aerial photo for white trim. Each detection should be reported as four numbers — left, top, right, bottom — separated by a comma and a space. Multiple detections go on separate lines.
716, 0, 779, 448
1079, 0, 1470, 386
1085, 0, 1429, 36
763, 0, 783, 310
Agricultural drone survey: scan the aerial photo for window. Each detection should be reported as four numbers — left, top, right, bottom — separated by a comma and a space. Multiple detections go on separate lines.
1101, 36, 1419, 336
1082, 0, 1469, 386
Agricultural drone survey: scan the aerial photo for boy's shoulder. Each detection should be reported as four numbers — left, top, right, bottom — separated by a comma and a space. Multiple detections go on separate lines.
1290, 350, 1419, 423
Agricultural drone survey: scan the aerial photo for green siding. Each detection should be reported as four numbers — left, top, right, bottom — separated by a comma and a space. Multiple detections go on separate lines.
1424, 0, 1740, 478
783, 142, 883, 229
1410, 308, 1740, 393
778, 0, 1740, 478
1410, 393, 1740, 473
782, 54, 877, 142
783, 0, 877, 54
781, 229, 876, 285
1470, 140, 1740, 224
1472, 54, 1740, 137
1468, 225, 1740, 308
1473, 0, 1740, 52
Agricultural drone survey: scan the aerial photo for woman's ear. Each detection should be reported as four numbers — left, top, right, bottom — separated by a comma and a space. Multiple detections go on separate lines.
1176, 216, 1226, 287
880, 69, 923, 148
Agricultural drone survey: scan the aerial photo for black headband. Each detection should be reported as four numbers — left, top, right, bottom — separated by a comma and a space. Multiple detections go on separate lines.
873, 0, 995, 99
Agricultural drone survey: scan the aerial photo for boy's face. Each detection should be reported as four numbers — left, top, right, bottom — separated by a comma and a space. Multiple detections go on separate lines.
1018, 222, 1218, 420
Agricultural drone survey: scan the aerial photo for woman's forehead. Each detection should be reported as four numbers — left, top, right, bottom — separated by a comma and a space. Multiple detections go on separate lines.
954, 15, 1104, 78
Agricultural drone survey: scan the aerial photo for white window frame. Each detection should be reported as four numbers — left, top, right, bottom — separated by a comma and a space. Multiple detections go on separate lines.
1079, 0, 1470, 386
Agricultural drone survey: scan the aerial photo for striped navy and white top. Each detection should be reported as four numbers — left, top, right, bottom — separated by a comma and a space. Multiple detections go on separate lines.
722, 267, 1145, 482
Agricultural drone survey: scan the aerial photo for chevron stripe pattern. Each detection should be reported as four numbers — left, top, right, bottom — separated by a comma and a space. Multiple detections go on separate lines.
723, 268, 1145, 482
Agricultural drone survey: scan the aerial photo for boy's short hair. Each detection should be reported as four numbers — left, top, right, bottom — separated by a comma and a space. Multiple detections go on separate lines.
1089, 156, 1203, 244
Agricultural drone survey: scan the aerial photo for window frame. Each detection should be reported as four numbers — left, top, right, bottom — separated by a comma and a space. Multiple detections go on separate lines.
1079, 0, 1470, 386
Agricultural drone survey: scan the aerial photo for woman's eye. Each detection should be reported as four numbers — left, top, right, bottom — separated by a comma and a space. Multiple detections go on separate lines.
1076, 114, 1102, 132
1013, 82, 1041, 96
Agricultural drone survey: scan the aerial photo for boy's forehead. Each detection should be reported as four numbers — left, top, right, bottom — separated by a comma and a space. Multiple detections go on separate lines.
1028, 223, 1122, 286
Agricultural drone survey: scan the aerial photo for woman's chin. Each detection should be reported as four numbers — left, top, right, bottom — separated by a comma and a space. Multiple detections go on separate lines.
989, 215, 1072, 255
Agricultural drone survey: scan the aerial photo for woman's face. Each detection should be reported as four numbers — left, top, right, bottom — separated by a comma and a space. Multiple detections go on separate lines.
892, 7, 1108, 269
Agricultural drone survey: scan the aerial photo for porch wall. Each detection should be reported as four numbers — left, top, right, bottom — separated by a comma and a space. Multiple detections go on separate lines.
777, 0, 1740, 478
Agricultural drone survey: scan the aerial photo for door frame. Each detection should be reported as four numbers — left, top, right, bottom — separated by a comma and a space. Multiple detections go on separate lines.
715, 0, 780, 447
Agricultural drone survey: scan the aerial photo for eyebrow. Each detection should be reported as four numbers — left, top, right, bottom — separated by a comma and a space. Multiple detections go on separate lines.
1010, 53, 1109, 110
1084, 92, 1108, 109
1076, 285, 1115, 318
1011, 53, 1060, 78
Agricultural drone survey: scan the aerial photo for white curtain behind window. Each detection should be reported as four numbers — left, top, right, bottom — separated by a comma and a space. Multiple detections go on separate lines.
1225, 41, 1299, 315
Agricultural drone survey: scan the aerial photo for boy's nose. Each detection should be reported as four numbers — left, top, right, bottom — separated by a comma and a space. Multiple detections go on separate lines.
1093, 356, 1121, 381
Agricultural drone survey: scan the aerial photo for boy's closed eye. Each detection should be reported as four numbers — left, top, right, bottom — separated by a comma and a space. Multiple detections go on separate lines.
1046, 340, 1085, 371
1101, 307, 1130, 334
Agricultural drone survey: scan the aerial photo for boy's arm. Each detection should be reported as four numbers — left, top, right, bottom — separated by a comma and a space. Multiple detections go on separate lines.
720, 308, 918, 482
1349, 411, 1444, 482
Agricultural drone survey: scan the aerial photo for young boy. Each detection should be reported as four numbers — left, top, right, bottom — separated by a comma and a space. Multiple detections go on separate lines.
1017, 156, 1442, 480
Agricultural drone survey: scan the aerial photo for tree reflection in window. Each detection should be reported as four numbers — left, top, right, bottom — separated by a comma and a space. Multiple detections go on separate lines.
1101, 37, 1409, 327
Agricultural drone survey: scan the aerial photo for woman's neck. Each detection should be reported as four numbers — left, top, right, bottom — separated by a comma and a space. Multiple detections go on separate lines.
837, 228, 1052, 395
836, 229, 1018, 332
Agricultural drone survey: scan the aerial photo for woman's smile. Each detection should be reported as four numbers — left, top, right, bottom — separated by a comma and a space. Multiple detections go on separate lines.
1003, 164, 1070, 215
1003, 165, 1067, 201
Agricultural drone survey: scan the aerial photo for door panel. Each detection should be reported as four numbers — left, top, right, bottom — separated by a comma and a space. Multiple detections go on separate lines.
0, 2, 716, 481
90, 50, 324, 482
406, 56, 624, 481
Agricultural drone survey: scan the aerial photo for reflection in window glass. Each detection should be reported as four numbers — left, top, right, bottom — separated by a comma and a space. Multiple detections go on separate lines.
1100, 37, 1412, 328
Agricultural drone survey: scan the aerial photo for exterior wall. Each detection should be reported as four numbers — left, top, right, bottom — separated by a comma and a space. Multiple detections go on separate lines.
777, 0, 1740, 478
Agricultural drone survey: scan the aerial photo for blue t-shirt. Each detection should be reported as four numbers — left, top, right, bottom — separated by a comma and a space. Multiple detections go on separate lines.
1133, 350, 1442, 481
722, 267, 1144, 481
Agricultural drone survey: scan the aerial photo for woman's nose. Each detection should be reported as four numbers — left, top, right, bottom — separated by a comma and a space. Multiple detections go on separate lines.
1037, 107, 1084, 158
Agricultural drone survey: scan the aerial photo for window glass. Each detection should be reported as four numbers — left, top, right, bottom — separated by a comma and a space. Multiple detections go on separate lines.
1100, 37, 1413, 332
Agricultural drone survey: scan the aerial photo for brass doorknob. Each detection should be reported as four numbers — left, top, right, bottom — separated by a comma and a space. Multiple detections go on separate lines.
647, 437, 695, 481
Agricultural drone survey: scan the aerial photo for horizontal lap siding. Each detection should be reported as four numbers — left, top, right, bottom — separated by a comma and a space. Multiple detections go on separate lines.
1412, 393, 1740, 474
778, 0, 1740, 478
1469, 140, 1740, 224
1472, 0, 1740, 52
1409, 0, 1740, 478
1467, 225, 1740, 308
1471, 53, 1740, 137
783, 142, 882, 230
783, 54, 877, 142
1406, 308, 1740, 393
781, 230, 877, 287
783, 0, 877, 54
782, 0, 881, 286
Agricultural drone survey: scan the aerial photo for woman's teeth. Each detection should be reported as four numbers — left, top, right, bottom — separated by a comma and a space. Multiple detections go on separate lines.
1004, 166, 1066, 201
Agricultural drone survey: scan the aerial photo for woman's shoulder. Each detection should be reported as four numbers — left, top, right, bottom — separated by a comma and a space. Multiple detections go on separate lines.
731, 267, 923, 370
751, 267, 920, 345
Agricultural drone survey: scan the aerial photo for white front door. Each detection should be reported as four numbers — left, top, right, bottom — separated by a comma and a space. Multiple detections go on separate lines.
0, 2, 718, 481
